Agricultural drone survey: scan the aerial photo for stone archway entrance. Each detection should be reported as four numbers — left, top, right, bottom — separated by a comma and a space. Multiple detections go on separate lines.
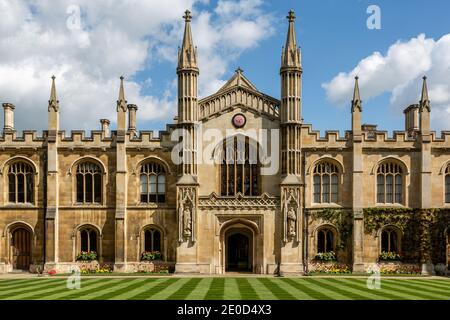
11, 228, 31, 271
225, 228, 253, 272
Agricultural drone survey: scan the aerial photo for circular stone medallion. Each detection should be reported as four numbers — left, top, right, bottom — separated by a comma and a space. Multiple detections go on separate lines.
232, 113, 246, 128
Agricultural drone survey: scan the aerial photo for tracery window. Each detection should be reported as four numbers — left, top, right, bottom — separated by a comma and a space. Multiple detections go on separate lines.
377, 162, 403, 204
79, 227, 98, 253
140, 162, 166, 203
313, 162, 339, 203
76, 161, 102, 204
8, 162, 34, 204
144, 228, 162, 252
220, 136, 259, 196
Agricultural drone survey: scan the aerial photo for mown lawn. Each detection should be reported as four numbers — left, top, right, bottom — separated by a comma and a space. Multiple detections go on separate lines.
0, 277, 449, 300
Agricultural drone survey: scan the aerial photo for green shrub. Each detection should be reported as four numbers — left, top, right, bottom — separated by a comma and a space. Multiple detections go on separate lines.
378, 251, 402, 262
76, 251, 97, 261
314, 251, 337, 262
140, 251, 162, 261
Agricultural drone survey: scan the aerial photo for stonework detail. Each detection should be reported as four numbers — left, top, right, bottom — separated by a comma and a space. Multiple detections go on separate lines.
199, 192, 278, 209
281, 187, 301, 243
177, 186, 197, 242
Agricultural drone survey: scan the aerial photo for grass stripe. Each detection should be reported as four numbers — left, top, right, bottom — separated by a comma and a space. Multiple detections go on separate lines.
150, 278, 190, 300
343, 278, 411, 300
0, 279, 34, 288
246, 278, 277, 300
184, 278, 213, 300
257, 278, 296, 300
0, 279, 63, 295
393, 279, 450, 295
89, 278, 149, 300
282, 278, 332, 300
235, 278, 259, 299
24, 279, 107, 300
312, 278, 370, 300
204, 278, 225, 300
167, 278, 202, 300
126, 278, 178, 300
52, 278, 129, 300
300, 278, 350, 300
378, 280, 444, 300
0, 279, 69, 299
381, 279, 449, 299
106, 278, 165, 300
329, 278, 402, 300
223, 278, 241, 300
406, 279, 450, 292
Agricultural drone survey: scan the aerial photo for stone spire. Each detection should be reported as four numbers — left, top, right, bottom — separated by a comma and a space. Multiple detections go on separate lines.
420, 76, 430, 111
117, 76, 127, 112
281, 9, 301, 69
48, 75, 59, 112
178, 10, 198, 70
351, 76, 362, 112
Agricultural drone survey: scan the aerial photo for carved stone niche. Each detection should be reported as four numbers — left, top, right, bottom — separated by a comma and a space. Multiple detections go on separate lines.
177, 186, 197, 243
281, 187, 301, 243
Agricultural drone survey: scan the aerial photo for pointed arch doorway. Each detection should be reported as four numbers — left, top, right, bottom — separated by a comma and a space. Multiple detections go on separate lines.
11, 228, 31, 271
226, 229, 253, 272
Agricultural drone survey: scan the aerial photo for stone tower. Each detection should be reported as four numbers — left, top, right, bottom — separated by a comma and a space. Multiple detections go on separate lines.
175, 10, 200, 273
45, 76, 60, 271
350, 76, 365, 272
279, 10, 304, 274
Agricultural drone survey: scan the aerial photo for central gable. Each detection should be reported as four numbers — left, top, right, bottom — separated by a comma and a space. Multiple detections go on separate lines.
198, 68, 280, 121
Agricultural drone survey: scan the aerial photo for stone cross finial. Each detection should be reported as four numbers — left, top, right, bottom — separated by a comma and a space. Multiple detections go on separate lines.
235, 67, 243, 74
287, 9, 295, 22
183, 10, 192, 22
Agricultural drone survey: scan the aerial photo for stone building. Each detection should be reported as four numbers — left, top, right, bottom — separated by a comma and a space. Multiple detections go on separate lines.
0, 10, 449, 275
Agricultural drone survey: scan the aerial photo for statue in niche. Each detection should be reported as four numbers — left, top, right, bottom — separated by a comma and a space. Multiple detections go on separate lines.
183, 206, 192, 237
287, 206, 297, 238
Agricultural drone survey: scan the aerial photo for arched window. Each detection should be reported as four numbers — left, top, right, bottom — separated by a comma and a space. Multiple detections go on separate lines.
317, 227, 335, 253
445, 165, 450, 203
144, 228, 162, 252
381, 227, 400, 253
140, 162, 166, 203
79, 227, 98, 252
313, 161, 339, 203
377, 162, 403, 204
8, 162, 34, 204
76, 161, 102, 204
220, 136, 259, 196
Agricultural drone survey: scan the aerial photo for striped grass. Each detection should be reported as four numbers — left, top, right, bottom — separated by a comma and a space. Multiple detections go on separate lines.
0, 277, 449, 300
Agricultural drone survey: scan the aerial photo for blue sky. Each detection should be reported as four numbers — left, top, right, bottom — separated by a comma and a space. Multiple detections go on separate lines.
1, 0, 450, 134
136, 0, 450, 135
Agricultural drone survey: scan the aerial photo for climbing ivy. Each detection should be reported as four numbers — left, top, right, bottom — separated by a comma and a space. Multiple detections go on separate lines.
311, 208, 353, 251
363, 208, 450, 264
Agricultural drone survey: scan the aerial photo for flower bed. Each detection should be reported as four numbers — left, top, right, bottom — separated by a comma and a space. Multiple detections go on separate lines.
368, 263, 421, 275
308, 262, 351, 274
138, 261, 171, 273
79, 265, 112, 274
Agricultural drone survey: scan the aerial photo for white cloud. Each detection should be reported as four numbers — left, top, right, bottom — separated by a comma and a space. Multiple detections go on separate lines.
0, 0, 274, 132
322, 33, 450, 131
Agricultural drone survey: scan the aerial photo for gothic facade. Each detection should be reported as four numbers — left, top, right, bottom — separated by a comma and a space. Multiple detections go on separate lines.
0, 10, 449, 275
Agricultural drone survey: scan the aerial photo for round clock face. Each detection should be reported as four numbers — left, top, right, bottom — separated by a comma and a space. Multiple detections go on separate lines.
232, 114, 246, 128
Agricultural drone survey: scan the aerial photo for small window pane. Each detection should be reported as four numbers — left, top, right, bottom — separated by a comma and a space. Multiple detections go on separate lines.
386, 175, 393, 203
140, 175, 148, 194
149, 175, 157, 194
94, 174, 101, 203
8, 173, 15, 202
377, 174, 384, 203
446, 175, 450, 203
394, 174, 402, 204
313, 175, 321, 203
322, 175, 330, 203
85, 174, 93, 203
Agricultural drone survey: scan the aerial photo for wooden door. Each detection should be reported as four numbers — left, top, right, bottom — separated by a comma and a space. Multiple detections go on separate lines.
12, 228, 31, 271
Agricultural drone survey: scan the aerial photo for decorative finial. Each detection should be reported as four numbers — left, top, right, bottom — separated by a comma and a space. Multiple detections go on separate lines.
120, 75, 124, 81
51, 75, 56, 81
355, 75, 359, 81
287, 9, 295, 22
235, 67, 243, 74
183, 10, 192, 22
423, 75, 427, 81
